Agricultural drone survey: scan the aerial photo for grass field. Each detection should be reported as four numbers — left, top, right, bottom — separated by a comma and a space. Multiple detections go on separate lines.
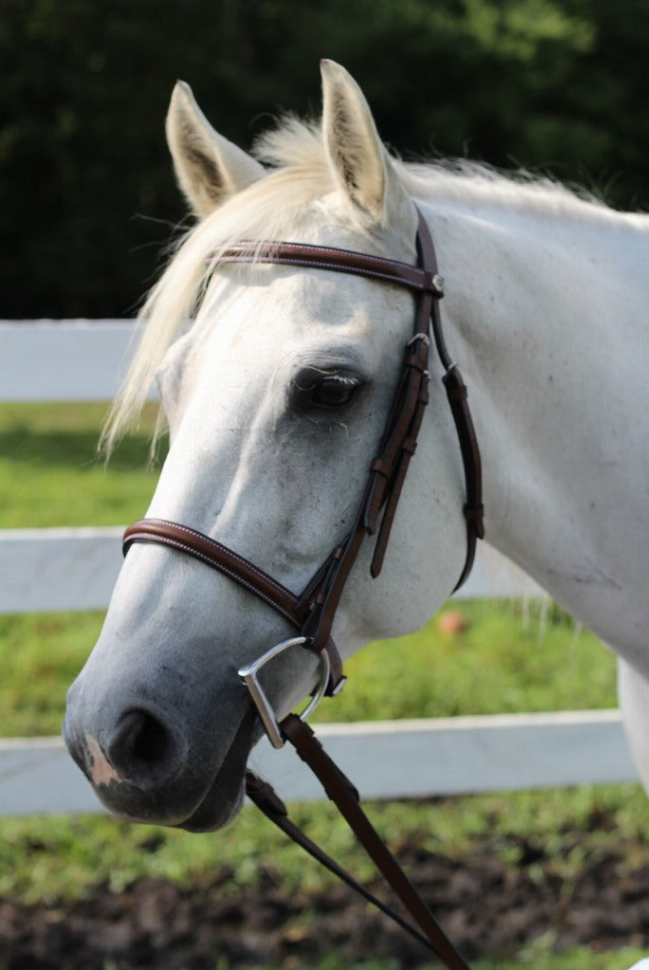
0, 402, 647, 970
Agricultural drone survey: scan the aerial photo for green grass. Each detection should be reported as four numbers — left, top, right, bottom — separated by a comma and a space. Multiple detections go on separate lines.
313, 954, 649, 970
0, 402, 165, 528
318, 598, 617, 722
86, 953, 649, 970
0, 610, 105, 736
2, 782, 648, 905
0, 601, 619, 738
264, 955, 649, 970
2, 950, 648, 970
1, 402, 647, 969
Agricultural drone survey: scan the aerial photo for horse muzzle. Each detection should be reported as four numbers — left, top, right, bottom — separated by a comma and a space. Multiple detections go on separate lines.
63, 677, 256, 830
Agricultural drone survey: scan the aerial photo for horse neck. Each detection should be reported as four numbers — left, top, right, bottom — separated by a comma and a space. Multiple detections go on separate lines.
422, 195, 649, 652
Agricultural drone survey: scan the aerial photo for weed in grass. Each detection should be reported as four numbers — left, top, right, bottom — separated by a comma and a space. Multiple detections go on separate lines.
475, 948, 649, 970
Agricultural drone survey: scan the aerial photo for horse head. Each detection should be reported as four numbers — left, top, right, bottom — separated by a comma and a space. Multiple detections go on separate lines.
63, 61, 468, 830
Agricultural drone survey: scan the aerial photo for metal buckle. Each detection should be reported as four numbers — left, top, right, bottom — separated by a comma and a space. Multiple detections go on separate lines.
238, 636, 331, 749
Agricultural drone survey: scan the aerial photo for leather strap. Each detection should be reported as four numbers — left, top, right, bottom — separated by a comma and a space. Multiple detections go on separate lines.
124, 519, 303, 624
215, 239, 444, 296
122, 518, 345, 691
244, 771, 435, 951
415, 215, 484, 588
246, 715, 472, 970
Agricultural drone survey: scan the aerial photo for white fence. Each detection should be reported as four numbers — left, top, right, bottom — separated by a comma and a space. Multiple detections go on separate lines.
0, 321, 637, 817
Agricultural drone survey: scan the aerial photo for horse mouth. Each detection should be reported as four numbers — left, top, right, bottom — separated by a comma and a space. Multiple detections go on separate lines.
68, 703, 261, 833
172, 706, 261, 833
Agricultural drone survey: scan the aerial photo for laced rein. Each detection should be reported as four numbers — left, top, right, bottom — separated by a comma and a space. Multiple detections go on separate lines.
123, 209, 483, 970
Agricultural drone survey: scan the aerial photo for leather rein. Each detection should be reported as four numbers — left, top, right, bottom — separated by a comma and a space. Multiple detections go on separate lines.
123, 209, 484, 969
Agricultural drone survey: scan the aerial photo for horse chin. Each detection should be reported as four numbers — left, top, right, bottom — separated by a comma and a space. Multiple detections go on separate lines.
174, 715, 259, 832
175, 776, 245, 832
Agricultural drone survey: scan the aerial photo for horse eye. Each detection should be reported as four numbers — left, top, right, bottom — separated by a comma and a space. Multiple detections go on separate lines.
313, 377, 360, 407
291, 370, 364, 412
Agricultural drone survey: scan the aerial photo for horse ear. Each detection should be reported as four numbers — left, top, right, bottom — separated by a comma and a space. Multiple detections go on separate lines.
166, 81, 264, 218
320, 60, 415, 232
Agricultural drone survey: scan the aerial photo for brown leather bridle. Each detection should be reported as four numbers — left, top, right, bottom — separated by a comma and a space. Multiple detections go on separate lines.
123, 209, 483, 969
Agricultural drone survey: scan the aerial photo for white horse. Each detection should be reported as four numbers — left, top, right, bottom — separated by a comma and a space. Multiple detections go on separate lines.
65, 62, 649, 848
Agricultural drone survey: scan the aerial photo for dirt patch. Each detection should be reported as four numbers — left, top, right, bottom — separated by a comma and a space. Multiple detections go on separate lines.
1, 835, 648, 969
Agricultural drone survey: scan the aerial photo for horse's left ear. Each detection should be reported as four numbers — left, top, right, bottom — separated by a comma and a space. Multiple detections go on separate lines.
166, 81, 265, 218
321, 60, 416, 238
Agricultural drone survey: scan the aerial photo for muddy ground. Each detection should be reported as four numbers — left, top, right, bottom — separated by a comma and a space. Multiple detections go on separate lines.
1, 833, 648, 969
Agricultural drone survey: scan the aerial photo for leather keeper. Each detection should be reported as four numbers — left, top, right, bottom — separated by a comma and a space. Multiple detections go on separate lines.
442, 371, 468, 402
245, 771, 288, 817
401, 436, 417, 456
406, 352, 429, 372
370, 458, 392, 478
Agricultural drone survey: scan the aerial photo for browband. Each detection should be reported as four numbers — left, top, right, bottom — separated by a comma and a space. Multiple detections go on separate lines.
214, 238, 445, 296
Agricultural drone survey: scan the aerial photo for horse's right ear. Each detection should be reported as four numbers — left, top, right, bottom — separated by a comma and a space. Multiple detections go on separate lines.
166, 82, 264, 218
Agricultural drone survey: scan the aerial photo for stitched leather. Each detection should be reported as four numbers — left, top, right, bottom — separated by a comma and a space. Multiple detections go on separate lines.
122, 519, 345, 689
245, 768, 438, 952
268, 715, 473, 970
215, 240, 444, 295
123, 519, 301, 622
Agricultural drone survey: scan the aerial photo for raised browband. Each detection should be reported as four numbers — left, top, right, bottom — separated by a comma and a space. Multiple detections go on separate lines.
212, 239, 445, 296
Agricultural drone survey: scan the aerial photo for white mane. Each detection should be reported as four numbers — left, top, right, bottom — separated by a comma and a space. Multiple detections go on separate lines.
102, 115, 626, 454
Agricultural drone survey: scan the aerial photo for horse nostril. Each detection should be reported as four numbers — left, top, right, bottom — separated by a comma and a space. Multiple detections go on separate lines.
107, 709, 181, 787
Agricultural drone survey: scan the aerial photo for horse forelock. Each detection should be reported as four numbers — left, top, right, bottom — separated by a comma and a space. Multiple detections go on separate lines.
101, 119, 369, 454
102, 113, 634, 456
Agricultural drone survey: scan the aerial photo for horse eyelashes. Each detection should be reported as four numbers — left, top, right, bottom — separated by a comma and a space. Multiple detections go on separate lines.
290, 368, 365, 412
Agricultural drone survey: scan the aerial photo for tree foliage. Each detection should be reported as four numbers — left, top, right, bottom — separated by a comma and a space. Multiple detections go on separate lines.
1, 0, 647, 317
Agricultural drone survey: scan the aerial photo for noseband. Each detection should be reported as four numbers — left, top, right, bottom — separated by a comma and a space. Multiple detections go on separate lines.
123, 208, 483, 970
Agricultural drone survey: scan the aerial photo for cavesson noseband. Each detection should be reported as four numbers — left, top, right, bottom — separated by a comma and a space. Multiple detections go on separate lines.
123, 208, 483, 970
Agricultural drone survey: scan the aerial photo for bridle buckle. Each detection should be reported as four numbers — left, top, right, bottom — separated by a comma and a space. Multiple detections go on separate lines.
238, 636, 331, 749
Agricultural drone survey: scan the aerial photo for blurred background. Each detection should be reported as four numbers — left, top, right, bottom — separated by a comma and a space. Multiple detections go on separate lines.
2, 4, 649, 968
1, 0, 648, 320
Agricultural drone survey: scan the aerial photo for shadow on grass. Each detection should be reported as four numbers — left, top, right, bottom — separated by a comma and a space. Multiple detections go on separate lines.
0, 425, 169, 471
0, 402, 168, 471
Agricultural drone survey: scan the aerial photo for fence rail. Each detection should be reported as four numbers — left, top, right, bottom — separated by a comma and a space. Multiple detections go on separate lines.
0, 711, 635, 818
0, 321, 637, 818
0, 320, 145, 402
